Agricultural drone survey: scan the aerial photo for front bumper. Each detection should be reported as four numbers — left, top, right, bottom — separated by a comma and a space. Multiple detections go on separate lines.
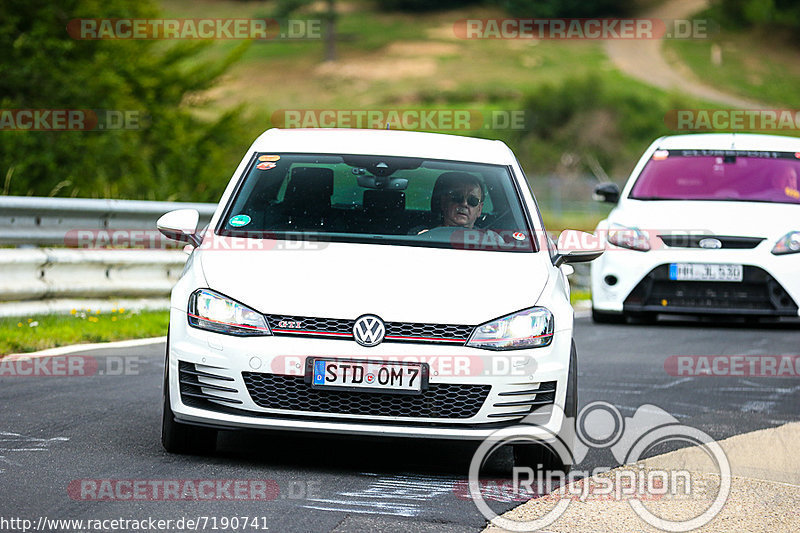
591, 244, 800, 317
167, 310, 571, 441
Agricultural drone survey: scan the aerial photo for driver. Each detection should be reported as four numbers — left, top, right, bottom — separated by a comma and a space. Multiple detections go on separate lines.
775, 165, 799, 200
431, 172, 485, 229
415, 172, 505, 246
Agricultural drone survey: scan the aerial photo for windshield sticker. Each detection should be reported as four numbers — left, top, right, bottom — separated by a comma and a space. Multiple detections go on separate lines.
259, 155, 281, 162
229, 214, 251, 227
676, 149, 790, 159
512, 232, 526, 241
652, 150, 669, 160
256, 162, 276, 171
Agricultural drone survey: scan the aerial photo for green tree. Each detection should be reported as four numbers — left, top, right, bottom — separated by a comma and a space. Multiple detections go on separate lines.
0, 0, 251, 201
712, 0, 800, 36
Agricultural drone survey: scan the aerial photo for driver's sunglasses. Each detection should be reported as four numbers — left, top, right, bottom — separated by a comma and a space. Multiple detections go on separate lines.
447, 191, 482, 207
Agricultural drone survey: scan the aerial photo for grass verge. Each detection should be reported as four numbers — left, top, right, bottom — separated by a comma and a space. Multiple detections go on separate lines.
570, 289, 591, 306
665, 19, 800, 109
0, 309, 169, 356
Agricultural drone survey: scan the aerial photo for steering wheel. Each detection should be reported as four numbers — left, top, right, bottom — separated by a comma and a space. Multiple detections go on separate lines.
480, 208, 512, 231
413, 226, 461, 240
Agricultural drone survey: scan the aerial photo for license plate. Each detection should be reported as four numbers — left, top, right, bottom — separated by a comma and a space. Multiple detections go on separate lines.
669, 263, 743, 282
310, 359, 425, 394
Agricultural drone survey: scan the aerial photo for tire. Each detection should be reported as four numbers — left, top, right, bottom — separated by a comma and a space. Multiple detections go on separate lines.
512, 444, 567, 477
591, 307, 626, 324
563, 341, 578, 421
161, 335, 217, 454
628, 311, 658, 325
512, 342, 577, 476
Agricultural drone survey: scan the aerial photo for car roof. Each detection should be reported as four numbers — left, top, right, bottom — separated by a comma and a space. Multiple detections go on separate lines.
655, 133, 800, 152
249, 128, 516, 165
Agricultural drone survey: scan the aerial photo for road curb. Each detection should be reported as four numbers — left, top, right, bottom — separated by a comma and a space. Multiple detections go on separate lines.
3, 336, 166, 359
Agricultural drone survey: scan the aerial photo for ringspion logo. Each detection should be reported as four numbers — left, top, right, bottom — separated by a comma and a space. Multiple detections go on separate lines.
468, 402, 731, 531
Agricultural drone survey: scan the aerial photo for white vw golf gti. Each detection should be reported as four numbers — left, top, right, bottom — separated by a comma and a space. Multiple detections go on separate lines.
157, 128, 600, 468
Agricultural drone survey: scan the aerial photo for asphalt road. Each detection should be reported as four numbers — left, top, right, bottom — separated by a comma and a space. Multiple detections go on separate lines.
1, 317, 798, 532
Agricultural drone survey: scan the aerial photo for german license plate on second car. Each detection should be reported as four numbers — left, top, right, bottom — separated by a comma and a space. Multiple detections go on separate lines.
669, 263, 743, 282
311, 359, 425, 394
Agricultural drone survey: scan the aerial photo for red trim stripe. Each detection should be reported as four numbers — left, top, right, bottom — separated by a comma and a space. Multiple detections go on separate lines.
188, 312, 271, 332
272, 329, 350, 337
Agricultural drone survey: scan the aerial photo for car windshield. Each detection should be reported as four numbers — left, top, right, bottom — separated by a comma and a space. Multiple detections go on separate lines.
630, 150, 800, 204
217, 153, 536, 251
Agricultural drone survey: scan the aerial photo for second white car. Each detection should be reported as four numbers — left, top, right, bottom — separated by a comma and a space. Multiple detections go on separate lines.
592, 133, 800, 323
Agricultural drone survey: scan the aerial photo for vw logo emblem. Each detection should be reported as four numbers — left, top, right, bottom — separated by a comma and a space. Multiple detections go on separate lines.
699, 238, 722, 249
352, 315, 386, 347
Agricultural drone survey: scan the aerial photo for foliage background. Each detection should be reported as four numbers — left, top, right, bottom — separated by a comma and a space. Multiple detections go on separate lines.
0, 0, 252, 201
1, 0, 796, 206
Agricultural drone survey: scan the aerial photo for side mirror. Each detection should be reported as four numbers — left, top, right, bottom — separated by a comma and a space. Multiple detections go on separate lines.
157, 209, 201, 247
554, 230, 604, 267
593, 182, 620, 203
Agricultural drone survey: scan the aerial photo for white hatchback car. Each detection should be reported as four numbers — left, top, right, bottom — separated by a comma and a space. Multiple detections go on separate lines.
157, 128, 601, 468
591, 133, 800, 323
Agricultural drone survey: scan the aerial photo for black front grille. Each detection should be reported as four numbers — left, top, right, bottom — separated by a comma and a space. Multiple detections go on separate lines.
385, 321, 473, 341
266, 314, 473, 344
242, 372, 490, 419
657, 235, 765, 249
624, 265, 798, 315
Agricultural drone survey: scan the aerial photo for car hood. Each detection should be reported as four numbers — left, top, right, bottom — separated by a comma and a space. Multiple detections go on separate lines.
198, 239, 550, 325
610, 200, 799, 241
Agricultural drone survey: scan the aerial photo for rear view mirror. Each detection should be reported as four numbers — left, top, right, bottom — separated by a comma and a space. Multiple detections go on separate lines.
593, 182, 620, 203
356, 174, 409, 190
157, 209, 201, 247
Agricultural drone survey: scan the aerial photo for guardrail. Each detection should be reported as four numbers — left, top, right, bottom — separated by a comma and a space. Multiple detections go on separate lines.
0, 196, 215, 246
1, 248, 186, 299
0, 247, 191, 318
0, 196, 591, 317
0, 196, 217, 317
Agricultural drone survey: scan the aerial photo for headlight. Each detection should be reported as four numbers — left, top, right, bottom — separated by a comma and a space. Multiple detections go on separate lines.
607, 223, 651, 251
467, 307, 553, 350
188, 289, 271, 336
772, 231, 800, 255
